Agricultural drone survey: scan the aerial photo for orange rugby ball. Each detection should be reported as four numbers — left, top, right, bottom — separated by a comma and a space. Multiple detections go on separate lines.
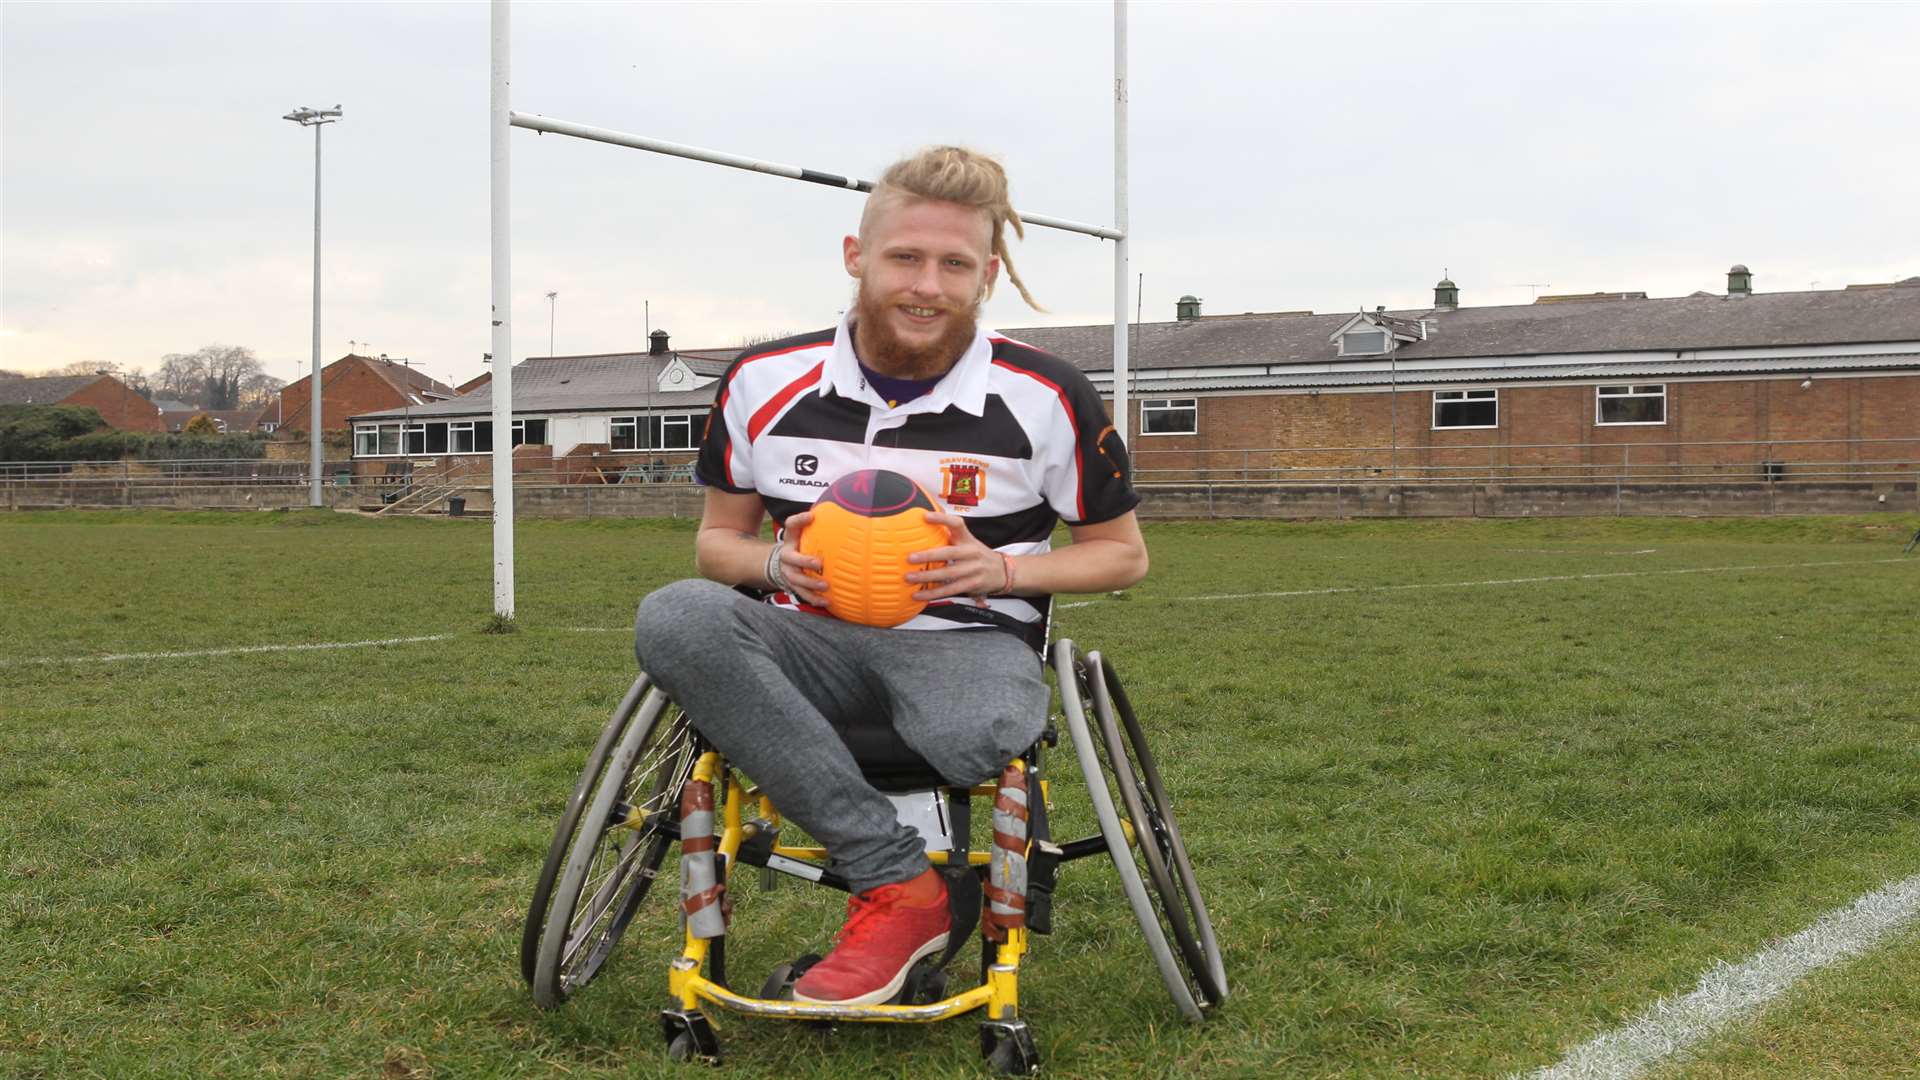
796, 469, 949, 627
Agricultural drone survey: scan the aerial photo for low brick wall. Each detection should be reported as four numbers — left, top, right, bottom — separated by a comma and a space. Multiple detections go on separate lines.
6, 478, 1913, 520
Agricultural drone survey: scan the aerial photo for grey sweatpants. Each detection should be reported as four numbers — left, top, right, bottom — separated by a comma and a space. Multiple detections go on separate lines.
633, 579, 1048, 894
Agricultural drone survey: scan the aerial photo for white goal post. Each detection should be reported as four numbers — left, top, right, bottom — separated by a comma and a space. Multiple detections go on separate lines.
489, 0, 1131, 619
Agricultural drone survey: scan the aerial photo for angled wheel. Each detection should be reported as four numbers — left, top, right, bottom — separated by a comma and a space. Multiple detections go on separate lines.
1086, 650, 1227, 1009
1051, 640, 1225, 1022
529, 681, 695, 1008
522, 675, 650, 986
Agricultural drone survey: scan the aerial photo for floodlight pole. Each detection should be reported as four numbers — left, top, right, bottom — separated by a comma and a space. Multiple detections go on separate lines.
490, 0, 516, 619
283, 104, 342, 506
1112, 0, 1130, 446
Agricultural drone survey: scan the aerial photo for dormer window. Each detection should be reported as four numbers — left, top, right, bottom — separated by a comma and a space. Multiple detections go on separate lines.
1340, 329, 1388, 356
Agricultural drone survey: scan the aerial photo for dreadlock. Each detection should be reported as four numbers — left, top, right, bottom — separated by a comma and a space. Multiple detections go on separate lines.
858, 145, 1044, 312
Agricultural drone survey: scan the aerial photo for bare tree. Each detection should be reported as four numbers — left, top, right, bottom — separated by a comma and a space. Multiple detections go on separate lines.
152, 345, 267, 408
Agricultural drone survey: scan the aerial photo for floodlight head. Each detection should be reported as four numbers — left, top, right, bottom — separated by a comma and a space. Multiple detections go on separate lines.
283, 105, 344, 127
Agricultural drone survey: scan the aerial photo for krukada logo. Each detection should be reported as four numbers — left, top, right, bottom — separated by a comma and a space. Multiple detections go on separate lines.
794, 454, 819, 475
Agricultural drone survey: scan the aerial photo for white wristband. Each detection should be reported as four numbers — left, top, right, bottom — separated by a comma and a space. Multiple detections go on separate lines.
766, 540, 792, 592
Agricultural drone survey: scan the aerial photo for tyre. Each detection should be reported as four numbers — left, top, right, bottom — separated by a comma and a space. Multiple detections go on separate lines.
1050, 640, 1222, 1022
529, 682, 695, 1009
1085, 650, 1228, 1010
521, 675, 650, 987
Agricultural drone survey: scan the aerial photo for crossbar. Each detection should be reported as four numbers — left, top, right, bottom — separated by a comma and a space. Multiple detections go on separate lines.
509, 112, 1125, 241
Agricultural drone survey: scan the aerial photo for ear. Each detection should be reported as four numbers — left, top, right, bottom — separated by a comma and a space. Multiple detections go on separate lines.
842, 234, 863, 279
982, 255, 1001, 296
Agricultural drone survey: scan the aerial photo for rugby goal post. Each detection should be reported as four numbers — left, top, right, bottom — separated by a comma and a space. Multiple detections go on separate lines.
490, 0, 1131, 619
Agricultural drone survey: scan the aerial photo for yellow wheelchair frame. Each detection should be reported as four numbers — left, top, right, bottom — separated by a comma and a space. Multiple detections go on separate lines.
522, 639, 1226, 1074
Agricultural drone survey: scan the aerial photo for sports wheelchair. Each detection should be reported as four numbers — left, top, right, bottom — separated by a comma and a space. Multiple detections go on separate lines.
520, 639, 1227, 1074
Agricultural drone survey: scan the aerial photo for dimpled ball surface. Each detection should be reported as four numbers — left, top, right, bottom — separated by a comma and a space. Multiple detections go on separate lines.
796, 469, 949, 627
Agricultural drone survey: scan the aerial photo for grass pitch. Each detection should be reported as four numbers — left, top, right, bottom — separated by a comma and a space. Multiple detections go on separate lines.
3, 510, 1917, 1078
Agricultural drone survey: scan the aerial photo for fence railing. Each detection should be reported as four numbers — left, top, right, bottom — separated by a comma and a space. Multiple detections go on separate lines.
4, 437, 1917, 496
1130, 437, 1920, 485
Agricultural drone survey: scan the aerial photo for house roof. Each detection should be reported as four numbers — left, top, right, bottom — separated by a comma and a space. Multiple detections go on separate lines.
0, 374, 103, 406
349, 351, 722, 421
999, 283, 1920, 373
1108, 352, 1920, 393
353, 355, 458, 403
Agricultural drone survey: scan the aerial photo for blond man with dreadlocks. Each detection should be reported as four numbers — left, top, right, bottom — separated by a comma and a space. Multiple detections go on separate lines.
634, 146, 1147, 1006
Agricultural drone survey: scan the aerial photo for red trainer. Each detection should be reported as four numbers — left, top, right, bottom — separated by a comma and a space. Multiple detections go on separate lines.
793, 869, 951, 1006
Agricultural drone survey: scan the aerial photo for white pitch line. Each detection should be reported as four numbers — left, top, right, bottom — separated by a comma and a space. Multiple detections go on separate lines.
1057, 557, 1911, 610
1519, 872, 1920, 1080
5, 633, 454, 667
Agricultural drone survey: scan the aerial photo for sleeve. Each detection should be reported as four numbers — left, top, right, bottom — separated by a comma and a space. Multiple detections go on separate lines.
1043, 367, 1141, 525
693, 362, 756, 493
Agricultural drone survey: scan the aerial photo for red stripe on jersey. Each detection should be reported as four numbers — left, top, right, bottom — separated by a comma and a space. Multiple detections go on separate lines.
738, 339, 829, 365
991, 358, 1083, 520
747, 362, 824, 442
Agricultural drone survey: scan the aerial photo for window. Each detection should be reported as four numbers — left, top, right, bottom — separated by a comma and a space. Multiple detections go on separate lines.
611, 413, 700, 451
1433, 388, 1498, 429
355, 425, 379, 456
512, 418, 549, 446
425, 423, 449, 454
1140, 398, 1198, 436
1596, 384, 1666, 425
402, 423, 426, 455
1341, 329, 1388, 356
449, 421, 477, 453
377, 424, 400, 455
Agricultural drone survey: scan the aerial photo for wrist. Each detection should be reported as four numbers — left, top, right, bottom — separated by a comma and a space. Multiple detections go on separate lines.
765, 540, 792, 592
999, 551, 1017, 596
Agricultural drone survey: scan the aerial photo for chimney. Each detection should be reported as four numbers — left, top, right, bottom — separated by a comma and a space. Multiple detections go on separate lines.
1727, 263, 1752, 298
1433, 277, 1459, 311
648, 329, 670, 355
1175, 295, 1202, 321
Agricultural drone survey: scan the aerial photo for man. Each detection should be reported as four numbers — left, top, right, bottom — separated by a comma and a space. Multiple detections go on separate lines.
633, 145, 1147, 1006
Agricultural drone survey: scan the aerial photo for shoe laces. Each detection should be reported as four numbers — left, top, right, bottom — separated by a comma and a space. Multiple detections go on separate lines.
834, 883, 910, 948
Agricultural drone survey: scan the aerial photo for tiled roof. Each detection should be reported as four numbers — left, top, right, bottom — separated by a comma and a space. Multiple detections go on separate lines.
355, 355, 457, 402
999, 284, 1920, 373
0, 375, 100, 405
1105, 352, 1920, 393
350, 351, 718, 421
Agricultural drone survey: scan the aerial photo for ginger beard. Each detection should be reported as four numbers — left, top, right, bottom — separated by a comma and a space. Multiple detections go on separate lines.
849, 277, 983, 381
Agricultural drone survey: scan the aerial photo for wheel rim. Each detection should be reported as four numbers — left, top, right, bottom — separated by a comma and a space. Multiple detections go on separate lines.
533, 687, 695, 1007
1088, 653, 1228, 1007
521, 674, 650, 986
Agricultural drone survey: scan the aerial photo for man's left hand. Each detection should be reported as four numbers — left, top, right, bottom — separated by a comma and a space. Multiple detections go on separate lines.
906, 513, 1012, 601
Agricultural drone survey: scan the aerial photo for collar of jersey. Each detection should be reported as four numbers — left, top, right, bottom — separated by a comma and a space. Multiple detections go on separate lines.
819, 311, 991, 418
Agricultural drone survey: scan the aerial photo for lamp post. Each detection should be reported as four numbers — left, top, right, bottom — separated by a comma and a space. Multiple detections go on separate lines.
284, 104, 342, 506
545, 291, 558, 357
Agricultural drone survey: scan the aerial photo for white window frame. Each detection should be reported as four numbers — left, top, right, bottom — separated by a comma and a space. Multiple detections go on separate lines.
354, 424, 379, 456
1139, 397, 1198, 436
511, 417, 549, 446
1339, 329, 1389, 357
449, 421, 477, 453
611, 413, 701, 452
1595, 383, 1667, 426
1432, 388, 1499, 430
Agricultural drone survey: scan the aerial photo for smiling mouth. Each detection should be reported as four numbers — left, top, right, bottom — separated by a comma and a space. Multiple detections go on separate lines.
900, 305, 942, 318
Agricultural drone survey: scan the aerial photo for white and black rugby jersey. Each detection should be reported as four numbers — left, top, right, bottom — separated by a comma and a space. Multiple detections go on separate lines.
696, 314, 1139, 646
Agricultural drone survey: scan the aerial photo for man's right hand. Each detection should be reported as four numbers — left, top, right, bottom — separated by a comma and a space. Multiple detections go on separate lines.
776, 511, 830, 606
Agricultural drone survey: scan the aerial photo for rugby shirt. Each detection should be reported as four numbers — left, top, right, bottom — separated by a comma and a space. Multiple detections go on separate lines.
695, 313, 1139, 645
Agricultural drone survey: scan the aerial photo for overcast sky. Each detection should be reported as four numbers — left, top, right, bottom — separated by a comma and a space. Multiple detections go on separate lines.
3, 1, 1915, 389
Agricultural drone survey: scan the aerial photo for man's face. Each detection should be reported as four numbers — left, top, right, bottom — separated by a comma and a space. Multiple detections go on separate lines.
843, 197, 1000, 379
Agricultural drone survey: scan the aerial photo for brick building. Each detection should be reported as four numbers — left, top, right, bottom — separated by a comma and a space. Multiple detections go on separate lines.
0, 373, 164, 432
347, 331, 726, 481
272, 354, 458, 435
1002, 268, 1920, 483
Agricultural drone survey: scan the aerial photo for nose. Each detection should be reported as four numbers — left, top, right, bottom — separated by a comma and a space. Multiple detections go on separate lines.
908, 261, 942, 298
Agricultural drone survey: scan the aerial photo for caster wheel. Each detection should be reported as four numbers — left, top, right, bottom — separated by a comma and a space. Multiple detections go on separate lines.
659, 1010, 720, 1065
758, 953, 822, 1001
980, 1019, 1040, 1075
897, 962, 948, 1005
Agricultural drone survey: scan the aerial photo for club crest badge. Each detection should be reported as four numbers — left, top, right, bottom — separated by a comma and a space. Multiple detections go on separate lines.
939, 457, 988, 509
